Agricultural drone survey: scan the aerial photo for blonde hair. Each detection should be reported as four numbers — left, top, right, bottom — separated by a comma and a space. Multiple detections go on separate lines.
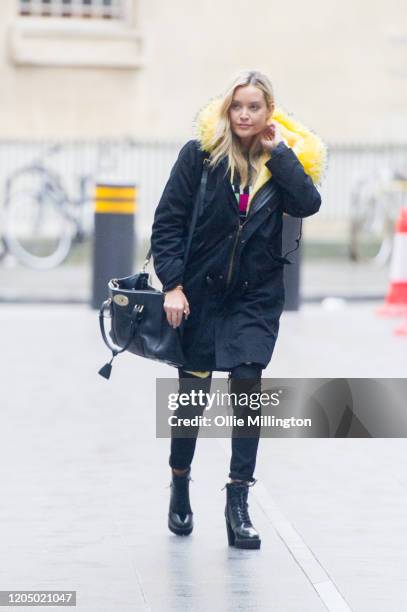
206, 70, 275, 188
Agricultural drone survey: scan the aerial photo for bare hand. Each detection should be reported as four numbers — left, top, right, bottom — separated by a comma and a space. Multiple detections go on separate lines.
260, 121, 284, 152
163, 287, 190, 328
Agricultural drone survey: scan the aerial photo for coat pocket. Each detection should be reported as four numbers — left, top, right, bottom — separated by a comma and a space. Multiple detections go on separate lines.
255, 251, 287, 285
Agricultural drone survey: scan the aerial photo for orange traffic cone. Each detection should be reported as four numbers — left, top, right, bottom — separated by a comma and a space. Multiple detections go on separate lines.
376, 207, 407, 317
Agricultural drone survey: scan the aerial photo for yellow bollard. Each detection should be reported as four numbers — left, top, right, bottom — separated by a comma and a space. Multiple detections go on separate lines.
91, 182, 138, 309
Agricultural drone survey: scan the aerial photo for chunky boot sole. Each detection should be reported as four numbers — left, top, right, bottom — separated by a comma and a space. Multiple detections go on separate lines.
168, 520, 193, 536
225, 518, 261, 549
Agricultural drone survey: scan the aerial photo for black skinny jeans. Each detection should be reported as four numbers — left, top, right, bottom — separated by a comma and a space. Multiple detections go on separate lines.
169, 363, 263, 482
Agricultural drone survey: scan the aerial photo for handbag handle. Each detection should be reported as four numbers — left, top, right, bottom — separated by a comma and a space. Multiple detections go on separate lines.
141, 157, 210, 273
98, 299, 146, 379
98, 299, 144, 356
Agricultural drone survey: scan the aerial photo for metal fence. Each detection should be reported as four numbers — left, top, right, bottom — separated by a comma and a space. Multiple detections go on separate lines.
321, 143, 407, 221
0, 138, 406, 241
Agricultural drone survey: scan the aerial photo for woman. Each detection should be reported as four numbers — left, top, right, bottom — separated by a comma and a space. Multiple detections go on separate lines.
150, 70, 326, 549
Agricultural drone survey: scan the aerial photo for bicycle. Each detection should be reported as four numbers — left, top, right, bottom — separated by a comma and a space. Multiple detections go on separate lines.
1, 139, 134, 269
349, 166, 407, 265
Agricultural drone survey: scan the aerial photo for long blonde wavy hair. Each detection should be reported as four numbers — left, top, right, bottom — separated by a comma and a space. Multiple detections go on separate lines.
206, 70, 275, 188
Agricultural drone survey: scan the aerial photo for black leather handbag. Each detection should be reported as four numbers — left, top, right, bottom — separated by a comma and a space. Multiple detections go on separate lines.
98, 158, 209, 379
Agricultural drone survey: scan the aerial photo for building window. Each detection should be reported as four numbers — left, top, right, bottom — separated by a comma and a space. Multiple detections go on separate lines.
18, 0, 125, 20
11, 0, 142, 69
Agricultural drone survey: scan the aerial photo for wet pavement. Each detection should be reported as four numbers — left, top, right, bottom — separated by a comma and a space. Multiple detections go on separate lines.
1, 301, 406, 611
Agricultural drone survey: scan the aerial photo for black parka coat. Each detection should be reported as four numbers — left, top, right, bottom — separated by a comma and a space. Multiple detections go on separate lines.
150, 99, 326, 373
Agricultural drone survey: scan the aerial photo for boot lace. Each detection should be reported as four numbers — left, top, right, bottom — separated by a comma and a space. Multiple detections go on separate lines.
234, 489, 251, 525
222, 480, 258, 526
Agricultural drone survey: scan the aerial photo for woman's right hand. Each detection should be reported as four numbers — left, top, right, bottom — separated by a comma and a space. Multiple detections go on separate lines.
163, 287, 190, 328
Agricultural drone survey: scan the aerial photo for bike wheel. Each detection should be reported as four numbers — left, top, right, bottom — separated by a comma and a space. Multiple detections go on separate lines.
349, 191, 394, 266
0, 236, 7, 262
3, 189, 74, 269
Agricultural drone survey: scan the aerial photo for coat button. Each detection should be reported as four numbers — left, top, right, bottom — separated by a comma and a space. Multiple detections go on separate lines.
241, 239, 246, 244
219, 274, 223, 279
228, 234, 233, 239
206, 274, 213, 285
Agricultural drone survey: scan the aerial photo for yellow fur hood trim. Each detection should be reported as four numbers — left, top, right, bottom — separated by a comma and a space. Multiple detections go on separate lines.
193, 96, 327, 200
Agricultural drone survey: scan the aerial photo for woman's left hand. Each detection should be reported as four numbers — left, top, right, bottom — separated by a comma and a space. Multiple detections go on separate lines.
260, 121, 284, 152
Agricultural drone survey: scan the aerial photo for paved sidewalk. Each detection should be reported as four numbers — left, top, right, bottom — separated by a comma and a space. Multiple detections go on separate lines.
1, 303, 406, 611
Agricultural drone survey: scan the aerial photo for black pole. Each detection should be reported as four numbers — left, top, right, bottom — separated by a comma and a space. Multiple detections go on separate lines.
91, 182, 137, 309
282, 215, 302, 311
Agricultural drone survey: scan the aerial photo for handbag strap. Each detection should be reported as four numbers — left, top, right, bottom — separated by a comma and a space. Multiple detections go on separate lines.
141, 156, 210, 272
282, 218, 303, 263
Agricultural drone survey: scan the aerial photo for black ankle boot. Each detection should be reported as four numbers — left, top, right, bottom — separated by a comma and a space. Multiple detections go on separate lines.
168, 468, 194, 536
224, 481, 261, 549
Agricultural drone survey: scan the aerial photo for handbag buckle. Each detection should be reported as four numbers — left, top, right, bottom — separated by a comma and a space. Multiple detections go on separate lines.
134, 303, 144, 321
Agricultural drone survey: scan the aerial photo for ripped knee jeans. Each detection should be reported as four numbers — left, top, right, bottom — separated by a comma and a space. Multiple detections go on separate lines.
169, 362, 263, 482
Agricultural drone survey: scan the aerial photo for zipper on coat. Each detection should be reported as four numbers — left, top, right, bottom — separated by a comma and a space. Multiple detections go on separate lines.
225, 223, 242, 287
224, 174, 269, 288
224, 188, 256, 288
